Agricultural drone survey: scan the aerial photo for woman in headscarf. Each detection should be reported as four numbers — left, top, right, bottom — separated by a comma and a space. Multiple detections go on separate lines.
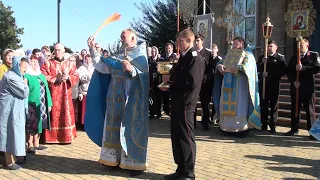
68, 55, 80, 125
0, 49, 14, 80
40, 45, 52, 68
24, 55, 52, 154
0, 56, 29, 170
148, 46, 162, 118
77, 54, 94, 127
73, 54, 82, 69
79, 49, 87, 67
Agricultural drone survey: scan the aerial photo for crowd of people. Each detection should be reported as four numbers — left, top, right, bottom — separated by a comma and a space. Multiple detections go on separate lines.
0, 40, 102, 170
0, 27, 318, 180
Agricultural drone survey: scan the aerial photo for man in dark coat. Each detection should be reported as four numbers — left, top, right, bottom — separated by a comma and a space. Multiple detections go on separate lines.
160, 29, 205, 180
194, 34, 217, 130
257, 40, 287, 133
286, 38, 320, 138
160, 42, 177, 115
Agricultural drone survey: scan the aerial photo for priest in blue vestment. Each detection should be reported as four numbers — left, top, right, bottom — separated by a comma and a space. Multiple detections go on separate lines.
84, 29, 149, 176
214, 37, 261, 137
310, 117, 320, 141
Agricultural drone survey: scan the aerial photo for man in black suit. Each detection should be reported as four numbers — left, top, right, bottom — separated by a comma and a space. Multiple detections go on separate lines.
194, 34, 216, 130
286, 38, 320, 138
257, 40, 287, 133
160, 42, 177, 115
210, 43, 222, 123
160, 29, 205, 180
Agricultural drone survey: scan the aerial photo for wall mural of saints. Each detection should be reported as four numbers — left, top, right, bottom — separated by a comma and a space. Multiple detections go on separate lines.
234, 0, 257, 47
234, 0, 244, 14
246, 0, 255, 15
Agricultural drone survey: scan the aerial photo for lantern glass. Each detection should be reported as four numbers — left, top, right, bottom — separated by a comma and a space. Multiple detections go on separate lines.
262, 16, 273, 38
267, 26, 273, 37
262, 24, 273, 38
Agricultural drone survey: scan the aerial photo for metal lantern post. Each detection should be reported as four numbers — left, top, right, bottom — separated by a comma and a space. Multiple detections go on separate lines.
261, 15, 273, 99
177, 0, 180, 54
284, 0, 317, 118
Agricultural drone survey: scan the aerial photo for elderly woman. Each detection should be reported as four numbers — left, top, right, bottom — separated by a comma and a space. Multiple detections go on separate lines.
68, 55, 80, 125
40, 46, 52, 68
41, 45, 52, 58
77, 49, 87, 68
25, 55, 52, 154
77, 54, 94, 126
0, 57, 29, 170
0, 49, 14, 80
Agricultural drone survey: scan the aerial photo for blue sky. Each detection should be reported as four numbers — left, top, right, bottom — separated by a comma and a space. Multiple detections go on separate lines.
2, 0, 150, 52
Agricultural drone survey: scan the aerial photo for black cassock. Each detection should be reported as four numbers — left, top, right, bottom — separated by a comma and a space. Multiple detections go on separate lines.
287, 51, 320, 132
169, 47, 205, 179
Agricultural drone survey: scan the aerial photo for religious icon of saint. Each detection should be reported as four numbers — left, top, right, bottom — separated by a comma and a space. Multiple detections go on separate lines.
198, 22, 207, 37
292, 15, 306, 30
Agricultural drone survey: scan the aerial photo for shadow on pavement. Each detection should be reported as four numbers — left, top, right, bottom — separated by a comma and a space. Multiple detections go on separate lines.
0, 154, 165, 179
149, 118, 320, 148
245, 155, 320, 179
149, 118, 320, 178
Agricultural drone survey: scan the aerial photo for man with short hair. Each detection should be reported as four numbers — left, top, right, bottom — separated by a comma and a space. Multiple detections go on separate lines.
85, 29, 149, 176
194, 34, 216, 130
160, 42, 177, 115
32, 49, 42, 59
41, 43, 79, 144
286, 38, 320, 137
32, 48, 44, 66
215, 37, 261, 137
257, 40, 287, 133
161, 29, 205, 180
211, 43, 222, 123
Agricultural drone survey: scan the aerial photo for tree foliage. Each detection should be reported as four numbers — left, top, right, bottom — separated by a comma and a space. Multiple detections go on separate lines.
107, 40, 122, 56
130, 0, 197, 53
0, 1, 24, 53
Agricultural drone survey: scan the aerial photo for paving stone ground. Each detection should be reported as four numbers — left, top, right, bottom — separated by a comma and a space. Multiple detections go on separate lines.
0, 116, 319, 180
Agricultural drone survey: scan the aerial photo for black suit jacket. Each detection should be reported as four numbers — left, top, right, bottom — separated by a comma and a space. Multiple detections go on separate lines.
198, 48, 216, 85
287, 51, 320, 93
170, 47, 205, 110
160, 53, 177, 62
148, 57, 161, 88
257, 53, 287, 82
